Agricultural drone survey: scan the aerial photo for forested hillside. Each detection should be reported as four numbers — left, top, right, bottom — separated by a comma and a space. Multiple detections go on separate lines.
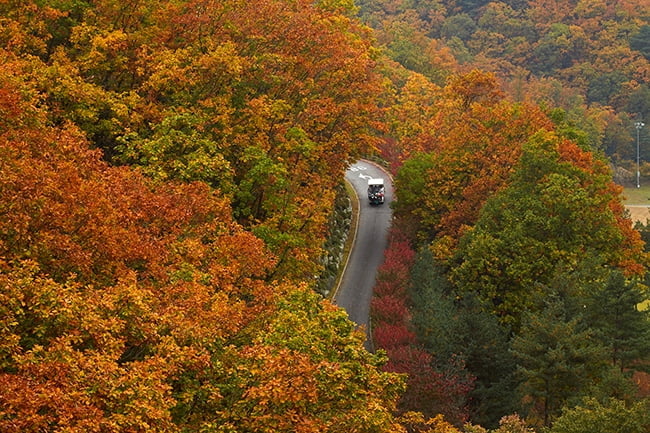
362, 0, 650, 430
372, 68, 650, 429
1, 0, 650, 432
0, 1, 408, 431
358, 0, 649, 168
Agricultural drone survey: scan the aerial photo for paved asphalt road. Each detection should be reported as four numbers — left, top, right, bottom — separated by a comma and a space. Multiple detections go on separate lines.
334, 160, 393, 346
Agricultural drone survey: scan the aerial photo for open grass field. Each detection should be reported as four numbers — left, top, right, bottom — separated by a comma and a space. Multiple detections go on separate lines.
622, 186, 650, 224
622, 185, 650, 205
621, 187, 650, 314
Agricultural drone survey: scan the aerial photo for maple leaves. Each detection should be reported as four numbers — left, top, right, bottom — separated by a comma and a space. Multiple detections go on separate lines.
0, 0, 385, 282
0, 60, 407, 431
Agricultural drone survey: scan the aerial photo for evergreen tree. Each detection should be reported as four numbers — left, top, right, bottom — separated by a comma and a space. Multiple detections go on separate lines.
409, 248, 518, 428
585, 271, 650, 373
512, 298, 608, 427
630, 25, 650, 61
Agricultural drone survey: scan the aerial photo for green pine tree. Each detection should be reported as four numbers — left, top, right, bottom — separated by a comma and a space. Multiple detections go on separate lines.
512, 297, 608, 427
409, 248, 518, 428
585, 271, 650, 373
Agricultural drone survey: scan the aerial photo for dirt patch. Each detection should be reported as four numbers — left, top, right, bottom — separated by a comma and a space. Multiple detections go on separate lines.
625, 206, 650, 224
633, 371, 650, 398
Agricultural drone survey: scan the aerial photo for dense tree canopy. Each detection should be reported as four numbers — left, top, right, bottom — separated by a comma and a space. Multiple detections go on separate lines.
1, 0, 385, 282
392, 70, 553, 248
451, 130, 645, 325
381, 7, 649, 427
2, 0, 650, 431
359, 0, 649, 161
0, 3, 408, 431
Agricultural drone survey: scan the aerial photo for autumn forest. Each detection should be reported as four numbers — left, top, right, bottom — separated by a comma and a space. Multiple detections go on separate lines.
1, 0, 649, 432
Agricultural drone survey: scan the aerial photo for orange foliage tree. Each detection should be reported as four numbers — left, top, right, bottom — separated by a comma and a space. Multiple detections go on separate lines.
1, 0, 385, 281
392, 70, 553, 251
0, 68, 405, 432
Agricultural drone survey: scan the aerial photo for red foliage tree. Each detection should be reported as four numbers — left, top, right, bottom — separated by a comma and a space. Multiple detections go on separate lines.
371, 295, 411, 325
371, 226, 473, 425
385, 346, 473, 426
374, 324, 417, 350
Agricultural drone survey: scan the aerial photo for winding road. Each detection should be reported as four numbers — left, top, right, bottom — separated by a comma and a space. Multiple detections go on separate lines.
334, 160, 393, 347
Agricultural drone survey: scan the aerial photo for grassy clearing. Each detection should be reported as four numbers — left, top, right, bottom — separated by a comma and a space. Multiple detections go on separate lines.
622, 185, 650, 205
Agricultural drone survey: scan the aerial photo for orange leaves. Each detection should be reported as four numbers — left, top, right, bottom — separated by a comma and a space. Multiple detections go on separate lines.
0, 2, 418, 431
444, 69, 504, 110
158, 282, 246, 345
0, 84, 26, 128
0, 262, 179, 432
240, 345, 321, 407
1, 130, 148, 282
0, 67, 409, 432
0, 84, 276, 289
4, 0, 384, 284
392, 70, 555, 250
0, 360, 105, 433
214, 287, 406, 433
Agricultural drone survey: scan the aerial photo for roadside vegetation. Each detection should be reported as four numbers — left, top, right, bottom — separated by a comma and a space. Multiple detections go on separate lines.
1, 0, 649, 431
366, 0, 650, 430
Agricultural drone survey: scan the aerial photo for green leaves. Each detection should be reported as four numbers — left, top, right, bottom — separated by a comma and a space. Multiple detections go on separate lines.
549, 398, 650, 433
117, 113, 234, 190
451, 131, 643, 326
630, 25, 650, 60
585, 271, 650, 372
512, 298, 608, 426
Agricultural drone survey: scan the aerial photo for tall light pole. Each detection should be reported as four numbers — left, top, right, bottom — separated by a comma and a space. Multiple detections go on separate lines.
636, 121, 645, 188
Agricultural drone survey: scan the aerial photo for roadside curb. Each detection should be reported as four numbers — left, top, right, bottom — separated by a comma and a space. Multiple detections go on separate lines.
330, 178, 360, 301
